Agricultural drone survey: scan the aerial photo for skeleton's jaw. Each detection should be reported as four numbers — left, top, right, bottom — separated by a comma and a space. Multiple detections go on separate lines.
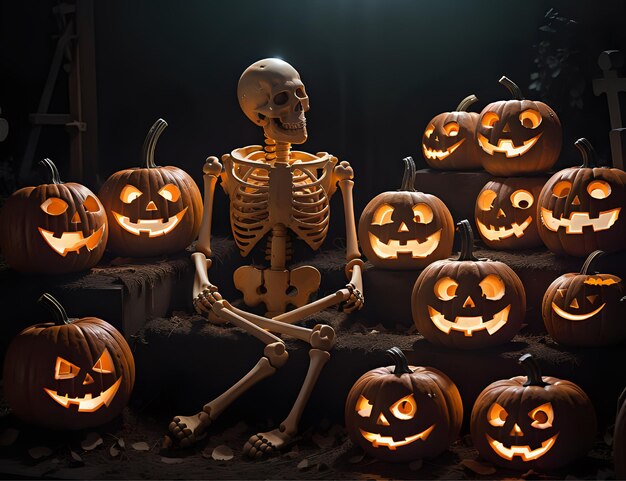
265, 116, 307, 144
43, 377, 122, 413
540, 207, 620, 234
477, 133, 542, 158
422, 138, 465, 161
428, 305, 511, 336
486, 433, 559, 462
39, 224, 106, 256
112, 208, 187, 237
368, 230, 441, 259
476, 216, 532, 241
359, 424, 435, 450
551, 301, 606, 321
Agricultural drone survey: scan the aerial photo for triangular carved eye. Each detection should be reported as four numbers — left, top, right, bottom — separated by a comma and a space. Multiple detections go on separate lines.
586, 295, 599, 304
356, 395, 373, 418
92, 349, 115, 374
55, 357, 80, 379
120, 185, 142, 204
557, 289, 566, 298
158, 184, 181, 202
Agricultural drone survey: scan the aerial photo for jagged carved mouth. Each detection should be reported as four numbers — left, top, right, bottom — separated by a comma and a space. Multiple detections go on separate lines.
551, 302, 606, 321
540, 207, 620, 234
112, 208, 187, 237
422, 139, 465, 161
43, 377, 122, 412
476, 217, 532, 241
486, 433, 559, 461
359, 424, 435, 450
368, 230, 441, 259
477, 133, 542, 157
428, 305, 511, 336
39, 224, 106, 256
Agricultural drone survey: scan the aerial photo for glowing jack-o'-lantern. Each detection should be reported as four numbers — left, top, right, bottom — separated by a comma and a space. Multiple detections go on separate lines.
0, 158, 108, 274
537, 138, 626, 257
542, 250, 625, 346
471, 354, 596, 470
98, 119, 203, 257
475, 176, 547, 250
476, 76, 562, 176
2, 293, 135, 429
412, 220, 525, 349
345, 347, 463, 463
422, 94, 482, 170
358, 157, 454, 269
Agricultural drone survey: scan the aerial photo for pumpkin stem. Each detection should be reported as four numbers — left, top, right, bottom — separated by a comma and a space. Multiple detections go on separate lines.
499, 76, 525, 100
400, 156, 417, 192
519, 353, 548, 387
386, 347, 413, 376
580, 250, 604, 275
141, 118, 168, 168
574, 137, 597, 168
38, 293, 71, 326
455, 94, 479, 112
39, 158, 63, 184
456, 219, 479, 261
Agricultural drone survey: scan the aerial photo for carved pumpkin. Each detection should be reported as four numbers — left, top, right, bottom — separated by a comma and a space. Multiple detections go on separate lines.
471, 354, 596, 471
3, 293, 135, 429
0, 158, 108, 274
345, 347, 463, 463
537, 138, 626, 257
98, 119, 203, 257
542, 250, 625, 346
412, 220, 525, 349
422, 94, 482, 170
475, 176, 546, 250
615, 387, 626, 479
476, 76, 562, 176
358, 157, 454, 269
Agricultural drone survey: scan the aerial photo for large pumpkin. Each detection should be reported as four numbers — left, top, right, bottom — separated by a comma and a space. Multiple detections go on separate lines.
615, 387, 626, 479
475, 176, 547, 250
542, 250, 625, 346
412, 220, 525, 349
98, 119, 203, 257
0, 158, 108, 274
3, 293, 135, 430
537, 138, 626, 257
422, 94, 482, 170
470, 354, 596, 471
358, 156, 454, 269
345, 347, 463, 463
476, 76, 562, 176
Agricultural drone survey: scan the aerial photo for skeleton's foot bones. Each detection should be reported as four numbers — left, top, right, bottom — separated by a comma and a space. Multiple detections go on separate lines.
244, 428, 295, 459
168, 411, 212, 448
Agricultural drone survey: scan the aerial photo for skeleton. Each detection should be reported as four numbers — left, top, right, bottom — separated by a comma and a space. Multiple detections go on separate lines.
168, 59, 364, 458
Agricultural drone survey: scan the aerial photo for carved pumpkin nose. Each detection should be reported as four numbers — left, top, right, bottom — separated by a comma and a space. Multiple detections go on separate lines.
377, 413, 390, 426
463, 296, 475, 308
502, 122, 511, 133
146, 201, 158, 211
571, 195, 581, 206
398, 222, 410, 233
510, 423, 524, 436
497, 208, 506, 218
71, 211, 81, 224
434, 135, 439, 142
83, 373, 95, 385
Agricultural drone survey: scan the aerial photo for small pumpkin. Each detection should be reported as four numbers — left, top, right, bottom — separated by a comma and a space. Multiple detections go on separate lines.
475, 176, 547, 250
3, 293, 135, 430
98, 119, 203, 257
537, 138, 626, 257
542, 250, 625, 346
614, 387, 626, 479
0, 158, 108, 274
345, 347, 463, 463
422, 94, 482, 170
476, 76, 562, 176
412, 220, 525, 349
358, 156, 454, 269
470, 353, 596, 471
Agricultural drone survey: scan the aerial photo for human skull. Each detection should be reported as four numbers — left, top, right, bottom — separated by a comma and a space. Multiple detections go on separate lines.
238, 58, 309, 144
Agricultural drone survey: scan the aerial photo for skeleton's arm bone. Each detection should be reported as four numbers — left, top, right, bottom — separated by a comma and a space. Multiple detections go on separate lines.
197, 156, 222, 257
334, 162, 361, 262
272, 288, 352, 325
192, 252, 214, 299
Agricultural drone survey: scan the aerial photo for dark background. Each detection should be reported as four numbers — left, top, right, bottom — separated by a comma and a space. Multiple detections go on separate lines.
1, 0, 625, 237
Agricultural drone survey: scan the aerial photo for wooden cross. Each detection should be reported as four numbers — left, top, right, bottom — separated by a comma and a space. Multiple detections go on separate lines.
593, 50, 626, 169
0, 106, 7, 142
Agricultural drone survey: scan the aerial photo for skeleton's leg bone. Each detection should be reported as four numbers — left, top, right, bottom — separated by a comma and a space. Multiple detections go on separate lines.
192, 252, 213, 299
346, 258, 364, 292
272, 288, 352, 325
212, 301, 285, 346
197, 156, 222, 257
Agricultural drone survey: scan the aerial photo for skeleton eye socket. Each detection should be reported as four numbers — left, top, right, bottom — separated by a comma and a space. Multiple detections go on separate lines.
371, 204, 394, 226
552, 180, 572, 198
55, 356, 80, 379
390, 394, 417, 420
92, 349, 115, 374
519, 109, 542, 129
424, 124, 435, 139
481, 112, 499, 128
434, 277, 458, 301
529, 402, 553, 429
120, 185, 143, 203
41, 197, 68, 215
295, 87, 306, 99
587, 180, 611, 199
479, 274, 505, 300
158, 184, 181, 202
443, 122, 460, 137
488, 402, 508, 427
356, 395, 373, 418
477, 189, 497, 211
413, 203, 434, 224
510, 190, 534, 209
83, 195, 101, 213
273, 91, 289, 105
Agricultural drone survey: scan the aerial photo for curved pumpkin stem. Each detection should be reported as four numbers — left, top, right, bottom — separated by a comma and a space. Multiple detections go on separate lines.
386, 347, 413, 376
574, 137, 597, 168
456, 94, 479, 112
499, 76, 525, 100
400, 156, 417, 192
519, 353, 548, 387
456, 220, 478, 261
141, 118, 168, 168
39, 158, 63, 184
38, 293, 71, 326
580, 250, 604, 275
